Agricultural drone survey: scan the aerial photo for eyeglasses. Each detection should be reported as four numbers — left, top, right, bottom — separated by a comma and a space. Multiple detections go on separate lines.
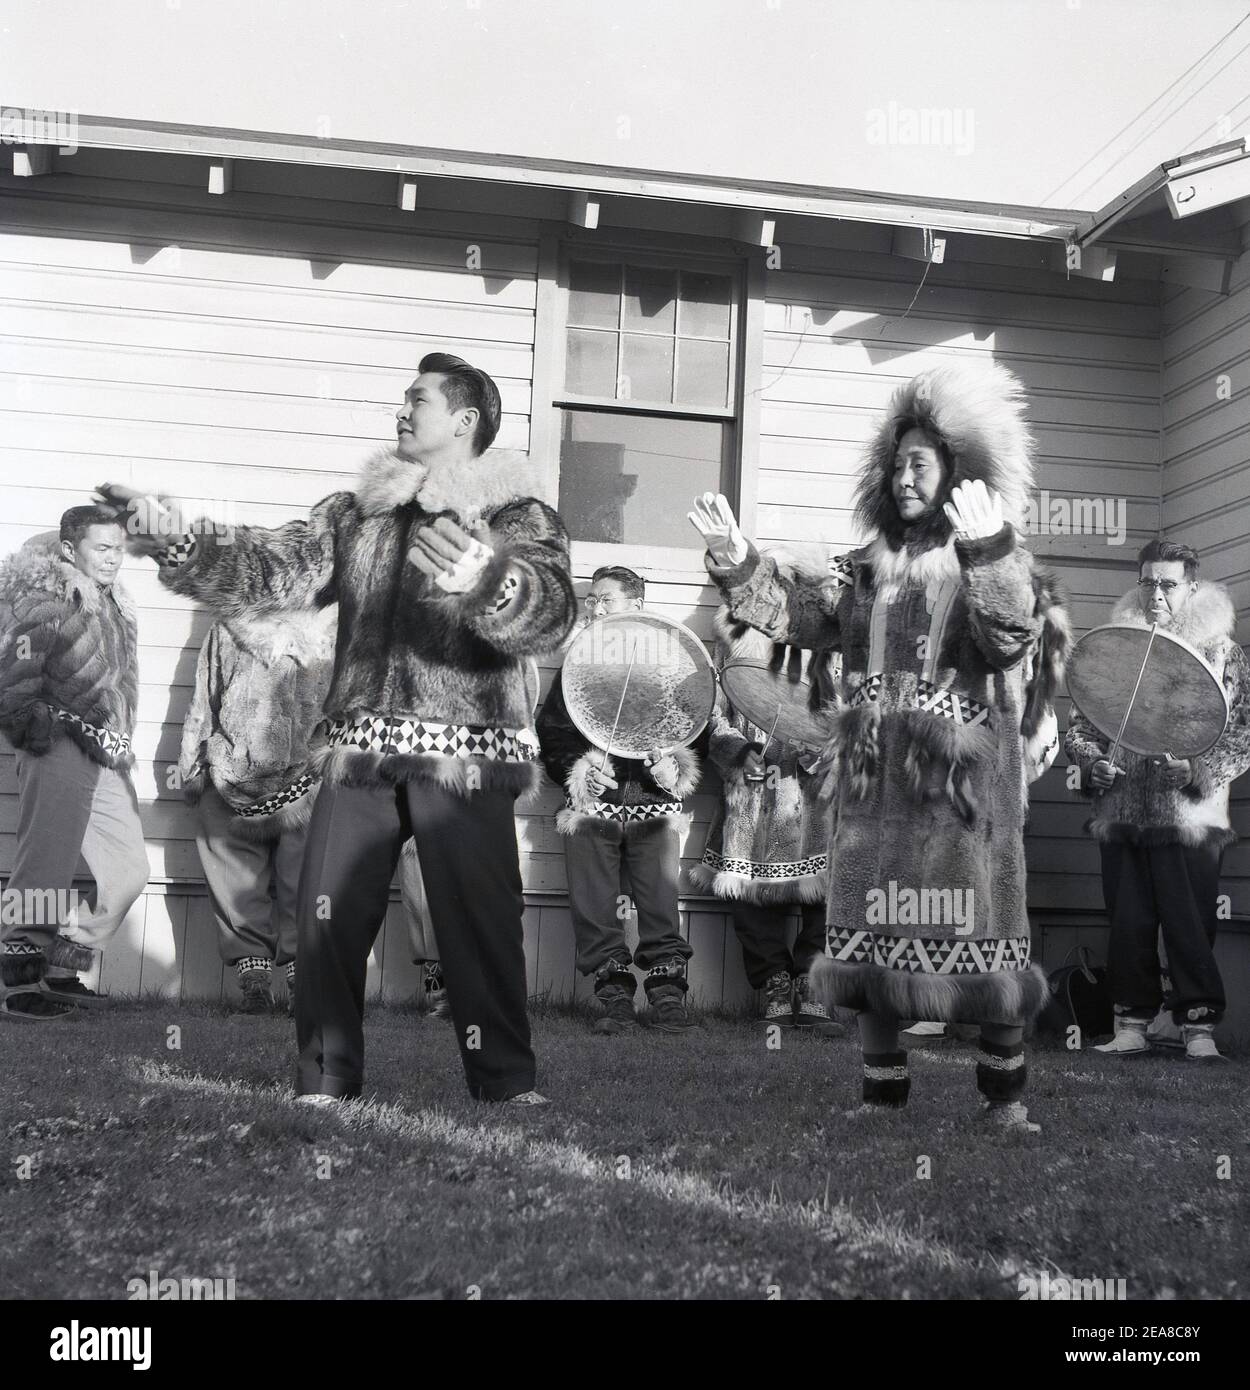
583, 596, 615, 611
1137, 578, 1182, 593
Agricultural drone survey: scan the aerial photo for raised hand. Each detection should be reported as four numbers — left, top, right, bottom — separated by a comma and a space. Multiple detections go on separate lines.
94, 482, 188, 556
687, 492, 749, 566
586, 764, 619, 797
943, 478, 1005, 542
646, 747, 681, 793
1090, 759, 1123, 791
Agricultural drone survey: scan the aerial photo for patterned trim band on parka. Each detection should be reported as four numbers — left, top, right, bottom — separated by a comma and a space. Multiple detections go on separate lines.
326, 714, 538, 763
53, 708, 132, 759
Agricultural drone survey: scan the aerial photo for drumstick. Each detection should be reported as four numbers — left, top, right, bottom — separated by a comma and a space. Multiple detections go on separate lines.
599, 640, 638, 775
1107, 621, 1159, 769
746, 705, 781, 783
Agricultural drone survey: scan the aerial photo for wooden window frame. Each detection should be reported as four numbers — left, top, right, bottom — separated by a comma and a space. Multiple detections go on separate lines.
531, 224, 764, 573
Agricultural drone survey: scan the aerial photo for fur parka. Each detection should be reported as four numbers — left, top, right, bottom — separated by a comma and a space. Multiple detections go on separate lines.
179, 607, 337, 839
1064, 582, 1250, 849
706, 365, 1061, 1024
156, 448, 576, 798
690, 545, 838, 905
0, 532, 139, 770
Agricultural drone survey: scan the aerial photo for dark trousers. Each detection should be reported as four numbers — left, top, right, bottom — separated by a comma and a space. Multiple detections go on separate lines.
563, 822, 692, 980
732, 899, 826, 989
1100, 839, 1225, 1025
295, 780, 535, 1102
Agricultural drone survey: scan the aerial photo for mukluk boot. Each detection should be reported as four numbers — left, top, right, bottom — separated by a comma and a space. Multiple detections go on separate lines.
1181, 1011, 1226, 1063
1, 941, 76, 1021
1093, 1010, 1152, 1056
976, 1037, 1040, 1133
845, 1051, 910, 1117
592, 961, 638, 1035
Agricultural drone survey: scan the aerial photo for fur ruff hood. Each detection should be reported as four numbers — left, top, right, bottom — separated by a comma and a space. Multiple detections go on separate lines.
354, 446, 543, 521
1107, 581, 1236, 656
855, 362, 1035, 561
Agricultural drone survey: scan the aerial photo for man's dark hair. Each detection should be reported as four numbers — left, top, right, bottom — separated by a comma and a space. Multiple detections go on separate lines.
418, 352, 502, 456
591, 565, 645, 602
60, 504, 125, 548
1137, 537, 1199, 579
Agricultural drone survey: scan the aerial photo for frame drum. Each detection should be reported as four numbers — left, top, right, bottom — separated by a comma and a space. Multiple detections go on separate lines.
718, 658, 833, 750
562, 612, 717, 757
1066, 623, 1229, 759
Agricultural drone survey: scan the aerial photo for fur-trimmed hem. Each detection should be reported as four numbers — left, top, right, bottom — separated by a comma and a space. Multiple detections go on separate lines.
687, 859, 827, 904
556, 807, 690, 839
1085, 817, 1237, 851
310, 744, 541, 800
230, 789, 318, 842
808, 957, 1050, 1024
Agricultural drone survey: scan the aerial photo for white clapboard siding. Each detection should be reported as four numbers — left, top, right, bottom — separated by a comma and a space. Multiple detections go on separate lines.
1161, 213, 1250, 920
761, 229, 1164, 924
8, 155, 1247, 1012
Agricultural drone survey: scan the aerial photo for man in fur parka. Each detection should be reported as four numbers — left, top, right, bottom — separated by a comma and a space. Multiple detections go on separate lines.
102, 353, 576, 1105
1065, 538, 1250, 1063
692, 364, 1067, 1132
180, 606, 337, 1014
536, 566, 705, 1034
690, 545, 843, 1035
0, 508, 149, 1019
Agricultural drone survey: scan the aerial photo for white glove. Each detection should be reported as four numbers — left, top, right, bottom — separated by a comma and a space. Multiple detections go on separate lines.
646, 748, 681, 793
687, 492, 749, 566
943, 479, 1005, 541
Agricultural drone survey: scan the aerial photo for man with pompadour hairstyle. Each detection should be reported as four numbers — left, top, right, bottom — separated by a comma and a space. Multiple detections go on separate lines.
100, 353, 576, 1103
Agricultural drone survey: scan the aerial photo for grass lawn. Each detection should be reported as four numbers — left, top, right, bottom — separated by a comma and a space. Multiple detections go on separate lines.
2, 1000, 1246, 1300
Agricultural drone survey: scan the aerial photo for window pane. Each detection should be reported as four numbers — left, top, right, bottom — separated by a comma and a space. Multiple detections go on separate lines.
679, 273, 732, 338
558, 408, 731, 547
568, 260, 620, 329
676, 338, 730, 407
566, 329, 618, 397
620, 333, 674, 403
623, 266, 677, 334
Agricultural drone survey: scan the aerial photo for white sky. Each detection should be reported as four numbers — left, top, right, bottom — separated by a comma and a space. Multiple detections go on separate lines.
2, 0, 1249, 211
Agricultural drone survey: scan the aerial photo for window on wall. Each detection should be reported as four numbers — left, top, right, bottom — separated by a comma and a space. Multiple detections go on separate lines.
553, 251, 743, 549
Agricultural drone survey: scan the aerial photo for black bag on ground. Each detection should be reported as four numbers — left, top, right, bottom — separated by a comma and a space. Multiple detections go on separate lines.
1035, 945, 1114, 1039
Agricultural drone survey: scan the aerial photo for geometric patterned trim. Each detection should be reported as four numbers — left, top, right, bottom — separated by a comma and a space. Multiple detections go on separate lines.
236, 957, 271, 975
863, 1063, 910, 1082
826, 924, 1031, 974
154, 531, 198, 570
849, 674, 988, 727
827, 554, 855, 587
488, 571, 519, 613
235, 772, 317, 818
53, 708, 132, 758
701, 848, 827, 880
327, 714, 537, 763
0, 940, 44, 960
977, 1051, 1025, 1071
915, 677, 989, 727
568, 796, 682, 824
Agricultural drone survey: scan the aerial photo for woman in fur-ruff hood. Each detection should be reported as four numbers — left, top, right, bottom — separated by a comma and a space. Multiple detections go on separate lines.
700, 363, 1069, 1129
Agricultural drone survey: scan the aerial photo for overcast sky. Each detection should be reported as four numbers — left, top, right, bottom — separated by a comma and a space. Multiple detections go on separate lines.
3, 0, 1249, 211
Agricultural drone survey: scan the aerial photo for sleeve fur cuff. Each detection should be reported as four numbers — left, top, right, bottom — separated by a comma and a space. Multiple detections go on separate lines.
954, 523, 1016, 566
652, 744, 701, 799
567, 751, 617, 812
704, 542, 760, 587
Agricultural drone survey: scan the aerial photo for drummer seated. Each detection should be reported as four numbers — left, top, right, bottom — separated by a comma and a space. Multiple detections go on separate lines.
1063, 539, 1250, 1063
535, 566, 706, 1036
